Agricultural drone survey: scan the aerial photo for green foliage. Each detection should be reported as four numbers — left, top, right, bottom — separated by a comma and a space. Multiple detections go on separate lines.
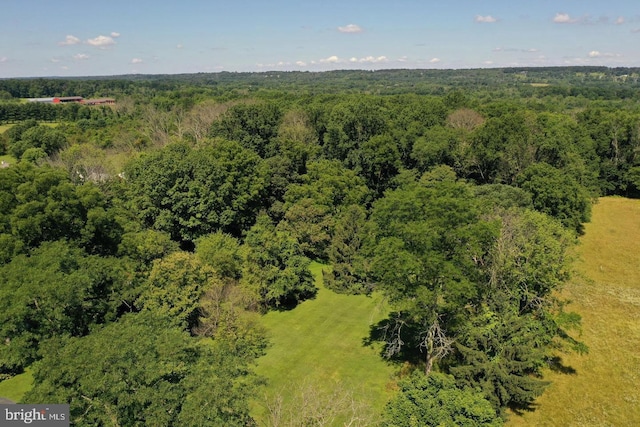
137, 252, 217, 330
195, 231, 243, 279
20, 147, 47, 164
280, 159, 370, 258
125, 140, 266, 241
210, 102, 283, 157
117, 229, 179, 266
24, 312, 258, 426
242, 214, 316, 309
411, 125, 458, 172
0, 241, 129, 374
450, 309, 551, 412
0, 162, 123, 256
4, 70, 636, 423
367, 173, 497, 367
10, 125, 67, 159
383, 372, 502, 427
323, 204, 372, 294
517, 162, 592, 233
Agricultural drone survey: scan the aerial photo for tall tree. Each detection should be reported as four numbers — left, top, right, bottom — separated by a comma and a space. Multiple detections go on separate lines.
242, 213, 316, 309
125, 140, 266, 242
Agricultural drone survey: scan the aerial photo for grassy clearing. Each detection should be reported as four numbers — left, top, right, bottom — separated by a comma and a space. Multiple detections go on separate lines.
0, 154, 17, 165
0, 369, 33, 403
251, 262, 396, 424
508, 197, 640, 427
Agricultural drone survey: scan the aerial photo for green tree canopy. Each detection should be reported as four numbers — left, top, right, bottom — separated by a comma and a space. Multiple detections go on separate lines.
125, 140, 266, 242
242, 213, 316, 309
0, 241, 129, 374
383, 372, 502, 427
24, 312, 259, 426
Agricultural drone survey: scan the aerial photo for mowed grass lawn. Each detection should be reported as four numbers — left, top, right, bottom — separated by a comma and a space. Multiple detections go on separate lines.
251, 262, 397, 423
0, 369, 33, 403
508, 197, 640, 427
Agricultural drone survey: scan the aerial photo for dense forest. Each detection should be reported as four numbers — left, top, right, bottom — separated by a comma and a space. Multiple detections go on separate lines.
1, 67, 639, 426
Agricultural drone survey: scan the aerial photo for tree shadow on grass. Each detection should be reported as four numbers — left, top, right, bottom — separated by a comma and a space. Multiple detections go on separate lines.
509, 401, 540, 416
547, 356, 577, 375
362, 317, 424, 367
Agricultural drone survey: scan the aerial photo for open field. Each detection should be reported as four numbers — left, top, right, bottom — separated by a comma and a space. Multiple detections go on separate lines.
251, 262, 396, 424
508, 197, 640, 427
0, 369, 33, 403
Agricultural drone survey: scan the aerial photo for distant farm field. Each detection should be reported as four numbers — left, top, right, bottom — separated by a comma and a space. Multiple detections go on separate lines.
508, 197, 640, 427
251, 262, 396, 425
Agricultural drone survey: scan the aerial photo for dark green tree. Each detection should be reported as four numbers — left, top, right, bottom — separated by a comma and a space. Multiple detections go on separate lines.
0, 241, 129, 374
383, 371, 502, 427
24, 312, 259, 426
323, 204, 372, 294
242, 213, 316, 309
209, 102, 283, 158
125, 140, 266, 242
517, 162, 591, 233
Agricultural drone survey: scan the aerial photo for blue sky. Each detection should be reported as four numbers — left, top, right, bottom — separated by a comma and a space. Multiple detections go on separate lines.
1, 0, 639, 77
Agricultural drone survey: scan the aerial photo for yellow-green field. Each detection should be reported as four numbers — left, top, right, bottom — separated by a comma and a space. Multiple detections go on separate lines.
508, 197, 640, 427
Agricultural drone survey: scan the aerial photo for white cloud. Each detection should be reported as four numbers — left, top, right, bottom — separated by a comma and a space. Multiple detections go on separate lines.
475, 15, 497, 23
111, 32, 121, 38
429, 57, 441, 63
484, 60, 495, 65
295, 61, 307, 66
131, 58, 143, 64
61, 66, 69, 70
632, 28, 640, 33
50, 58, 60, 63
73, 53, 90, 60
59, 35, 80, 46
177, 44, 184, 49
588, 51, 621, 58
349, 56, 388, 64
320, 55, 340, 63
338, 24, 363, 33
0, 57, 7, 63
615, 16, 625, 25
86, 35, 116, 48
553, 13, 576, 24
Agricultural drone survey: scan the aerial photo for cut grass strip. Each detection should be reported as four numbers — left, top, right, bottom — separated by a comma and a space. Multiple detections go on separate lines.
507, 197, 640, 427
251, 262, 396, 424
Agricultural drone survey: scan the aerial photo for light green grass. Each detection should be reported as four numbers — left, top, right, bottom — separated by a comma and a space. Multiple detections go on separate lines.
508, 197, 640, 427
0, 124, 12, 133
0, 154, 16, 165
0, 369, 33, 403
251, 262, 396, 424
